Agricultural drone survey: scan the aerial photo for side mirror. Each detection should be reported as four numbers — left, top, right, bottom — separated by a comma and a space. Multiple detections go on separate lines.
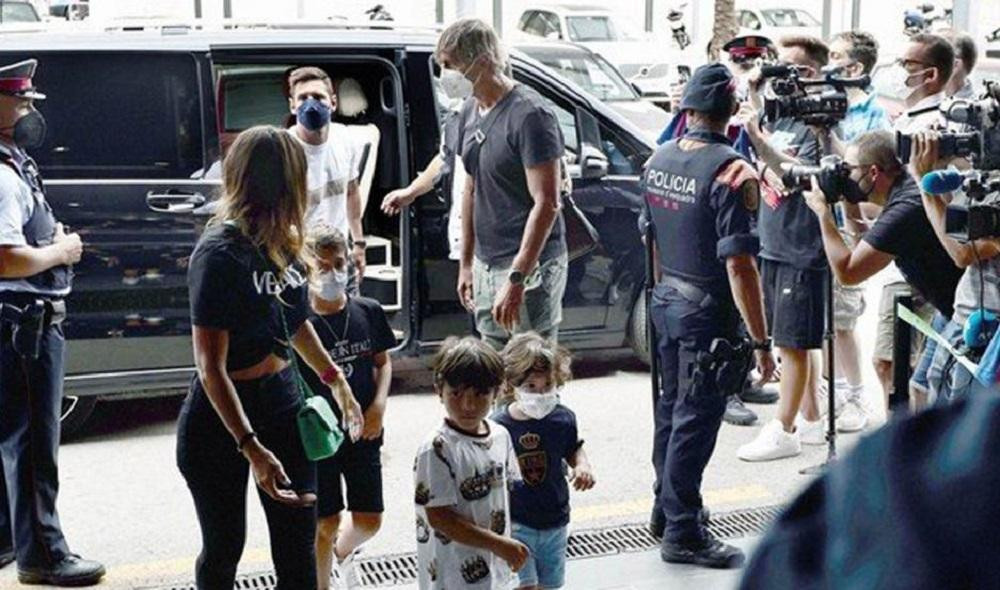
752, 20, 762, 30
579, 143, 609, 180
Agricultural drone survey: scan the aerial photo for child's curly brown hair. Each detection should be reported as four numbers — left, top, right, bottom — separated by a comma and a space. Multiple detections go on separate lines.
499, 332, 572, 403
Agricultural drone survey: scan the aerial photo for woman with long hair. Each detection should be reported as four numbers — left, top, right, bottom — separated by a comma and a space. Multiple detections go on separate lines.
177, 125, 363, 589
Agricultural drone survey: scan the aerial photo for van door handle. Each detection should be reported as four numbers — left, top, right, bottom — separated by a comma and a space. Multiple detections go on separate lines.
146, 190, 206, 213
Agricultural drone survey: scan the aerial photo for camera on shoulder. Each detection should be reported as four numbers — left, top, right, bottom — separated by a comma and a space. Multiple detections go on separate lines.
760, 64, 870, 127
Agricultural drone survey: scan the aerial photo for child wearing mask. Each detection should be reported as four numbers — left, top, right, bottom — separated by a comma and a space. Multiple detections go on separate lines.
304, 226, 395, 590
414, 337, 528, 589
493, 333, 595, 590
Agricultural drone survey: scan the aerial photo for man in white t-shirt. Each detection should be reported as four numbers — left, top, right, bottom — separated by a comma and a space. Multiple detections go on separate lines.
286, 66, 366, 288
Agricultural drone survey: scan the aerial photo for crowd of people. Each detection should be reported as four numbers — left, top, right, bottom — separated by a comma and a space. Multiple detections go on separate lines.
0, 9, 998, 590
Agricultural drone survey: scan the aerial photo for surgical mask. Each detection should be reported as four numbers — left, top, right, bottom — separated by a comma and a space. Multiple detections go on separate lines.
439, 67, 474, 101
888, 65, 931, 104
315, 269, 349, 301
515, 387, 560, 420
296, 98, 332, 131
11, 110, 45, 150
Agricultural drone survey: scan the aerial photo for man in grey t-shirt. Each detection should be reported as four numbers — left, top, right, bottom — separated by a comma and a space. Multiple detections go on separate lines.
436, 19, 568, 348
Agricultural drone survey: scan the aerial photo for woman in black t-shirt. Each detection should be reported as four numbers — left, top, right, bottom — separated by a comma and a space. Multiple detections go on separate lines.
177, 126, 363, 590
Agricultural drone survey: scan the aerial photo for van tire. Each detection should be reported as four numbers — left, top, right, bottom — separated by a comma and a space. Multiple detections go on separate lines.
629, 291, 652, 367
60, 395, 97, 441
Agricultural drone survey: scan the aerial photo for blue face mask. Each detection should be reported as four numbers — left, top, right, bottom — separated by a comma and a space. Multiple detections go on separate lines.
296, 98, 332, 131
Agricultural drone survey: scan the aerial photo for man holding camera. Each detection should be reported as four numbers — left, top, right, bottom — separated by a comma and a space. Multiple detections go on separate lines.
910, 131, 1000, 403
642, 63, 775, 569
801, 130, 962, 407
737, 36, 831, 462
0, 59, 104, 586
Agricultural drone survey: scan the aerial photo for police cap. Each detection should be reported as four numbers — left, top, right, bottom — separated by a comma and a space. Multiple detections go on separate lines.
678, 63, 736, 117
723, 35, 774, 63
0, 59, 45, 101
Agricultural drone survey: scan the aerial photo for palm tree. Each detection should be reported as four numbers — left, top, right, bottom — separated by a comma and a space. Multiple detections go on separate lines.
709, 0, 739, 61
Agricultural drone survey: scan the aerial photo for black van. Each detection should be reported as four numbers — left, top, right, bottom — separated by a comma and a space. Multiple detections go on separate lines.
0, 23, 655, 435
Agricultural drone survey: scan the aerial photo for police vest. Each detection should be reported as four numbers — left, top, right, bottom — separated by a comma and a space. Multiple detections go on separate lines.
643, 130, 741, 292
0, 143, 71, 296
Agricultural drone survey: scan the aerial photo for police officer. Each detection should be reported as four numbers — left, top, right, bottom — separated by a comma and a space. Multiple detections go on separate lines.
641, 63, 775, 569
0, 59, 104, 586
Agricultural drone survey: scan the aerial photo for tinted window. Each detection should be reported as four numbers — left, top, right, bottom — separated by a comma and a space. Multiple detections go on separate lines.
566, 16, 615, 42
220, 68, 289, 131
538, 12, 561, 37
522, 11, 546, 36
740, 10, 762, 30
534, 53, 637, 101
28, 52, 203, 179
2, 2, 39, 22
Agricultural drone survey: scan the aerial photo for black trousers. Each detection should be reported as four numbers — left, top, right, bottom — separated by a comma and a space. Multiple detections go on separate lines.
650, 283, 739, 545
0, 321, 71, 568
176, 368, 318, 590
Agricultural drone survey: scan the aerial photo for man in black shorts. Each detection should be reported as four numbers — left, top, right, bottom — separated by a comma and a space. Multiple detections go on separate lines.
304, 226, 395, 590
738, 36, 831, 461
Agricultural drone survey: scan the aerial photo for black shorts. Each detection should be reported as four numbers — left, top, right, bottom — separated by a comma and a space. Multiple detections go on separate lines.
317, 433, 385, 517
761, 259, 826, 350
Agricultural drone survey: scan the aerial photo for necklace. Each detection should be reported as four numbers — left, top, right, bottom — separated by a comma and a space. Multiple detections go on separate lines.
318, 298, 351, 345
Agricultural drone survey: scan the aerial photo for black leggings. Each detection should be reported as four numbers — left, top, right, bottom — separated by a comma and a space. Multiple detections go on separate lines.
176, 368, 318, 590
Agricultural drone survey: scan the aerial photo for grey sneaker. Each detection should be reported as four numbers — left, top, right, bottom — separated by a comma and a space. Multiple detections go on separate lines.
723, 395, 757, 426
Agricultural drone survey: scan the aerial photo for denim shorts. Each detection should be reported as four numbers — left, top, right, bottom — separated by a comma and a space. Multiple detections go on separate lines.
512, 523, 568, 589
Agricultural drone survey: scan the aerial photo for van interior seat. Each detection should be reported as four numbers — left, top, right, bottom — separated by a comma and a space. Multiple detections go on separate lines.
335, 77, 380, 214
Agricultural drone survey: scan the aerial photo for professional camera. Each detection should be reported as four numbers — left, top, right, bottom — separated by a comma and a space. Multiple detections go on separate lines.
781, 155, 863, 204
898, 81, 1000, 170
760, 64, 870, 126
939, 171, 1000, 240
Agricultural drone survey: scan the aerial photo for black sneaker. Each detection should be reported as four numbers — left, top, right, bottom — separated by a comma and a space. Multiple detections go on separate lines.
723, 395, 757, 426
739, 383, 779, 405
0, 548, 14, 570
649, 507, 710, 540
18, 554, 105, 587
660, 536, 745, 569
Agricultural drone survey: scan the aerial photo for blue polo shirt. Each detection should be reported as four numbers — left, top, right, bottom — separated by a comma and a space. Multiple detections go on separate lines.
837, 92, 891, 143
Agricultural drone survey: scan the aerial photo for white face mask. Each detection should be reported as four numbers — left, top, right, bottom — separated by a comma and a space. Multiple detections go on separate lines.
439, 67, 474, 101
515, 387, 560, 420
315, 269, 349, 301
888, 65, 931, 106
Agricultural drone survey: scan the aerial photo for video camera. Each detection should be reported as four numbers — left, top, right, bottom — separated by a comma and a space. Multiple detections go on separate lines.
760, 64, 870, 127
781, 155, 863, 204
898, 81, 1000, 170
927, 170, 1000, 240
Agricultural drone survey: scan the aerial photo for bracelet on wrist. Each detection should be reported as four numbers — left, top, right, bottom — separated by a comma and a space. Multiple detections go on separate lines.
320, 365, 342, 385
237, 431, 257, 452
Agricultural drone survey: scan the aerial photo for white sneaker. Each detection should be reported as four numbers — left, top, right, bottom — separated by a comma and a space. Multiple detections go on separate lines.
796, 415, 827, 446
335, 549, 363, 590
815, 381, 848, 418
836, 393, 869, 433
737, 419, 802, 462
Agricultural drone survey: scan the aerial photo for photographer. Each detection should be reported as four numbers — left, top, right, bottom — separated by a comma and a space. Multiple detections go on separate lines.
827, 31, 891, 148
737, 36, 829, 462
943, 30, 978, 100
909, 131, 1000, 402
802, 130, 963, 410
892, 34, 954, 133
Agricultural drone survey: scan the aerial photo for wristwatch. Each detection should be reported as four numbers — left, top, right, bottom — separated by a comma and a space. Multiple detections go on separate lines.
751, 338, 773, 352
508, 269, 525, 286
353, 239, 367, 250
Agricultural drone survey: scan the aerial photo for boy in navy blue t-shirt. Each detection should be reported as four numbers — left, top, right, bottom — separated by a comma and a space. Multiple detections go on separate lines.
305, 226, 395, 590
493, 333, 595, 590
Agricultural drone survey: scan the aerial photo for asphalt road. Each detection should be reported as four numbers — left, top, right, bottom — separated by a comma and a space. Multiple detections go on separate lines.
0, 273, 893, 589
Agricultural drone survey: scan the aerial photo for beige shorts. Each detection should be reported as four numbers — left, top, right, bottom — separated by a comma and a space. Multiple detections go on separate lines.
873, 281, 933, 362
833, 282, 866, 332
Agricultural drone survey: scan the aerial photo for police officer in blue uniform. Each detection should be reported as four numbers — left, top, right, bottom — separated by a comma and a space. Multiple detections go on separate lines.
641, 64, 776, 569
0, 59, 104, 586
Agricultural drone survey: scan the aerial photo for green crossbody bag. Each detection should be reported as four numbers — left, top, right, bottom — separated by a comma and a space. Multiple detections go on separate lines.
276, 291, 345, 462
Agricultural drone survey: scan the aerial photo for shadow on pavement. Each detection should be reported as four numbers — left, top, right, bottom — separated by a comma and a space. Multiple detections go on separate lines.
66, 395, 185, 444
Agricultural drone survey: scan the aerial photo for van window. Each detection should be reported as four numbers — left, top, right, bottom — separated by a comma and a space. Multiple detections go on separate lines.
536, 95, 579, 157
28, 52, 203, 179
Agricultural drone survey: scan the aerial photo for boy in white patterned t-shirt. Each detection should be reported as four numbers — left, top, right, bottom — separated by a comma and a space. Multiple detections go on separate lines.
414, 337, 528, 590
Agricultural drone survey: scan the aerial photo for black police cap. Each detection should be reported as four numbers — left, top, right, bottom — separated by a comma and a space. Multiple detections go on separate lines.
679, 63, 736, 117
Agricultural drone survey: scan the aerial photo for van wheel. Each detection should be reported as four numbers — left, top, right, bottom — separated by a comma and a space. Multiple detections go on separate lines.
60, 396, 97, 441
629, 291, 652, 367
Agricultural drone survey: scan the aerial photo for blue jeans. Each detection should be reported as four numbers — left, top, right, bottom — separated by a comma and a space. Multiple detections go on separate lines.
928, 320, 1000, 405
911, 312, 949, 394
512, 523, 568, 589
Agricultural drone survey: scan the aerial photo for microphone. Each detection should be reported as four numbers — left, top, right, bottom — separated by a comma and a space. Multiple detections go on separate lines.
920, 169, 977, 195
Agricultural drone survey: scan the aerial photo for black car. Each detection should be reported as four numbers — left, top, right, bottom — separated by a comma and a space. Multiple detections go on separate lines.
0, 23, 655, 435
